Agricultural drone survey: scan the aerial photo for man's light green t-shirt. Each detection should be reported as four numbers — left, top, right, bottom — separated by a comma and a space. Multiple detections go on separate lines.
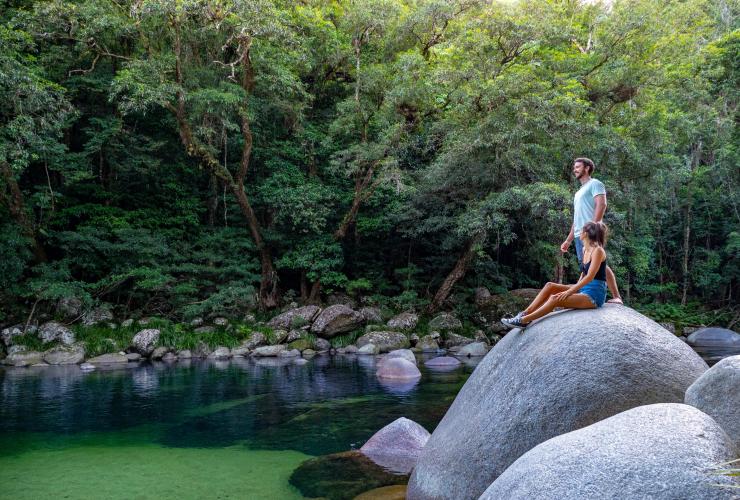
574, 178, 606, 236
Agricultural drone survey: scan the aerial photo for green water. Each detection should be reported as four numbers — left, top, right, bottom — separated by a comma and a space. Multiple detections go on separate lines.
0, 355, 473, 498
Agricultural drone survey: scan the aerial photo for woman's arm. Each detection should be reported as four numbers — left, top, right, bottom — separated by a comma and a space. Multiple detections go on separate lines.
554, 248, 605, 301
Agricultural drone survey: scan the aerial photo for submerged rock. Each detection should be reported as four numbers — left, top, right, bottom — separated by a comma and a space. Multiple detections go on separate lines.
356, 332, 409, 353
685, 355, 740, 449
424, 356, 461, 369
480, 404, 738, 500
311, 305, 364, 338
278, 349, 301, 358
407, 306, 709, 500
289, 450, 408, 500
360, 417, 430, 474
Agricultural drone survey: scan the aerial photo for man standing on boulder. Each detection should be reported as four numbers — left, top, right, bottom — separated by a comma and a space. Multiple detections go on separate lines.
560, 157, 623, 304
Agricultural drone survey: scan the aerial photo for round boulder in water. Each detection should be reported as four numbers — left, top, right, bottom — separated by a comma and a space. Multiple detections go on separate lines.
376, 358, 421, 380
480, 403, 738, 499
687, 327, 740, 347
424, 356, 461, 369
360, 417, 430, 474
406, 306, 708, 500
685, 354, 740, 450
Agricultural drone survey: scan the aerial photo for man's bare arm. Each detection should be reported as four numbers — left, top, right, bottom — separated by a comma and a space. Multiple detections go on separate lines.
560, 223, 575, 253
593, 194, 607, 222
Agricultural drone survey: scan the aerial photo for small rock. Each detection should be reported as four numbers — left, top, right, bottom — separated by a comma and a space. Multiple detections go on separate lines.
137, 317, 151, 326
387, 312, 418, 331
190, 317, 204, 327
294, 358, 309, 365
121, 319, 134, 328
288, 338, 312, 351
126, 353, 142, 362
178, 350, 193, 359
80, 363, 96, 371
231, 344, 251, 357
150, 347, 169, 360
285, 329, 303, 343
358, 344, 380, 355
243, 331, 267, 349
273, 329, 290, 344
344, 345, 359, 354
213, 317, 229, 327
417, 333, 440, 352
409, 333, 420, 346
279, 349, 301, 358
162, 352, 178, 362
243, 313, 256, 323
302, 349, 316, 357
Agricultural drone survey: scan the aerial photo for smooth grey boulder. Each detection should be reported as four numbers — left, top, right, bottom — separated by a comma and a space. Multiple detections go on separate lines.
687, 327, 740, 347
252, 345, 287, 357
443, 332, 474, 348
376, 358, 421, 380
378, 349, 416, 367
344, 344, 359, 354
38, 322, 76, 345
81, 306, 113, 326
480, 404, 739, 500
387, 312, 418, 331
267, 305, 321, 329
177, 350, 192, 359
356, 331, 409, 353
43, 344, 85, 365
310, 304, 364, 338
685, 354, 740, 449
125, 352, 141, 362
3, 351, 43, 367
428, 313, 462, 332
358, 343, 380, 355
360, 417, 430, 474
208, 346, 231, 359
360, 307, 383, 324
455, 341, 488, 357
406, 305, 709, 500
132, 329, 160, 356
87, 353, 128, 364
278, 348, 301, 358
231, 344, 250, 357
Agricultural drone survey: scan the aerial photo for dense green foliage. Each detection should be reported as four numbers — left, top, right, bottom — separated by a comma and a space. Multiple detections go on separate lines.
1, 0, 738, 325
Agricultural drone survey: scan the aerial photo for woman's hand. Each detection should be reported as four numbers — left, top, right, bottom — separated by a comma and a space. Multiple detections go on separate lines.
552, 290, 573, 302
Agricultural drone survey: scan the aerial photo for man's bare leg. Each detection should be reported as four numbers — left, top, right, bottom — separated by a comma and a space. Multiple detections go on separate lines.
606, 266, 623, 304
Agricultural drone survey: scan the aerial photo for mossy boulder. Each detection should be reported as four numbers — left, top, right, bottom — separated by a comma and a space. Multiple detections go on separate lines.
288, 338, 313, 351
289, 450, 408, 500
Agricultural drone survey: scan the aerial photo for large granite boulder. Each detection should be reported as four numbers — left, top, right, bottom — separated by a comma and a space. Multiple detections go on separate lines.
685, 354, 740, 450
43, 343, 85, 365
311, 305, 364, 338
267, 305, 320, 330
356, 332, 409, 353
132, 329, 160, 356
360, 307, 383, 324
376, 358, 421, 380
360, 417, 430, 474
480, 404, 739, 499
687, 327, 740, 347
428, 313, 462, 332
38, 322, 76, 345
386, 312, 418, 331
3, 350, 43, 367
406, 305, 709, 500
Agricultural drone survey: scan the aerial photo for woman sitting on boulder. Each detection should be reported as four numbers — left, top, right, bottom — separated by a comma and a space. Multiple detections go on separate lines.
501, 221, 609, 329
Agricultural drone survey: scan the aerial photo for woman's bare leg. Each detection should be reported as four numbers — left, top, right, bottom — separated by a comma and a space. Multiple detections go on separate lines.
523, 282, 571, 314
522, 293, 596, 324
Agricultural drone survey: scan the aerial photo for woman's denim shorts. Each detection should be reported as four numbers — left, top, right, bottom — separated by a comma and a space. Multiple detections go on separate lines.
580, 279, 607, 307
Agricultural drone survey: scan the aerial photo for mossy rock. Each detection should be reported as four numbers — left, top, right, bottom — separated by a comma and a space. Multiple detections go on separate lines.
289, 450, 407, 500
288, 338, 312, 351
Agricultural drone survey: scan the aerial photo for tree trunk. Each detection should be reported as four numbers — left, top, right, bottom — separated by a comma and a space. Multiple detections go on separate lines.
682, 141, 701, 306
427, 235, 482, 314
308, 280, 321, 304
0, 161, 47, 263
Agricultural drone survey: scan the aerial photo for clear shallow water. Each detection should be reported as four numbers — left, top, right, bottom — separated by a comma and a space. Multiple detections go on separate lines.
0, 355, 475, 499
